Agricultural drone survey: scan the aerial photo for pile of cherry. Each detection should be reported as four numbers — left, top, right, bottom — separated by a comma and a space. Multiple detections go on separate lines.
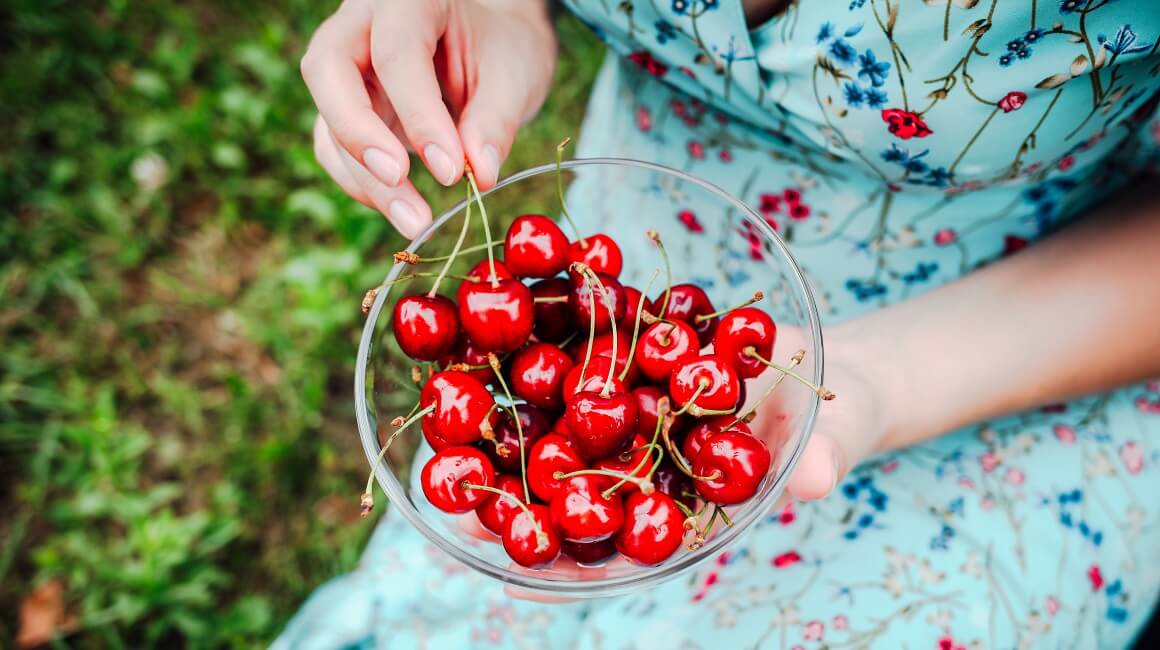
361, 164, 832, 570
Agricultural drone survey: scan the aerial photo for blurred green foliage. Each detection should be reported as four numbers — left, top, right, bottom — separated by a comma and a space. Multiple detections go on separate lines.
0, 1, 603, 646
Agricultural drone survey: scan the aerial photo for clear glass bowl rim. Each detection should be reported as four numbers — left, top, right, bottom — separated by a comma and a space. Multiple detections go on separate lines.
354, 156, 825, 597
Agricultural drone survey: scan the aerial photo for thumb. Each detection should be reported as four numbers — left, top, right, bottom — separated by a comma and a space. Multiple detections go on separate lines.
785, 432, 847, 502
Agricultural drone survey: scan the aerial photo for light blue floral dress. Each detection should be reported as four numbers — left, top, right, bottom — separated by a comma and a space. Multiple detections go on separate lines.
278, 1, 1160, 648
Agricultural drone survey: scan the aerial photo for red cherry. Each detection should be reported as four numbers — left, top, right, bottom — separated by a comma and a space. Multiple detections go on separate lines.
456, 259, 514, 305
420, 371, 498, 445
650, 283, 717, 345
392, 295, 459, 361
475, 474, 526, 535
440, 338, 494, 385
565, 390, 639, 461
633, 386, 667, 438
530, 278, 574, 343
503, 214, 570, 278
552, 414, 572, 437
487, 404, 550, 473
692, 431, 772, 505
669, 356, 741, 414
562, 538, 618, 566
620, 286, 647, 328
561, 357, 628, 405
653, 460, 695, 509
634, 321, 699, 383
527, 433, 585, 502
568, 234, 623, 278
510, 343, 575, 412
458, 278, 534, 353
568, 270, 626, 335
594, 434, 658, 495
713, 307, 777, 379
549, 475, 625, 542
683, 416, 752, 464
570, 331, 637, 386
502, 503, 562, 568
420, 446, 495, 513
615, 491, 686, 565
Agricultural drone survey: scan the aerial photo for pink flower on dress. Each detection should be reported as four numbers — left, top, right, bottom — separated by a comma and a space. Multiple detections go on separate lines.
979, 451, 1000, 473
1058, 155, 1075, 171
1088, 564, 1104, 591
1146, 379, 1159, 392
998, 91, 1027, 113
933, 228, 957, 246
719, 149, 734, 162
1005, 467, 1025, 486
779, 501, 796, 525
1046, 596, 1061, 615
716, 551, 732, 566
938, 635, 967, 650
1120, 441, 1145, 474
980, 496, 995, 511
958, 476, 975, 490
635, 106, 653, 132
678, 209, 705, 233
688, 140, 706, 160
773, 551, 802, 568
1024, 162, 1043, 174
802, 620, 824, 640
880, 459, 899, 474
1053, 424, 1077, 444
833, 614, 849, 630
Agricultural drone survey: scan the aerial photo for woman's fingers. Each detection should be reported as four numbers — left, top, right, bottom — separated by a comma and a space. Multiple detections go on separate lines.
370, 0, 464, 187
313, 116, 375, 209
456, 70, 525, 189
300, 0, 411, 188
785, 433, 844, 502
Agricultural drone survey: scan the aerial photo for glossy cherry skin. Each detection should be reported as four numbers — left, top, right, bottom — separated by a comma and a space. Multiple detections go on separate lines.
568, 270, 626, 335
456, 259, 514, 305
669, 355, 742, 414
487, 404, 551, 473
549, 475, 625, 542
392, 295, 459, 361
566, 390, 639, 461
421, 446, 496, 513
653, 460, 696, 509
527, 433, 585, 502
570, 331, 637, 386
692, 431, 772, 505
510, 343, 574, 413
633, 386, 667, 438
476, 474, 526, 535
440, 339, 493, 385
594, 434, 658, 495
568, 234, 623, 278
615, 491, 686, 565
683, 416, 752, 464
713, 307, 777, 379
621, 286, 647, 328
561, 357, 628, 405
420, 371, 499, 445
562, 538, 618, 566
530, 278, 574, 343
458, 278, 534, 353
503, 214, 570, 278
634, 320, 700, 383
650, 283, 717, 346
502, 503, 562, 568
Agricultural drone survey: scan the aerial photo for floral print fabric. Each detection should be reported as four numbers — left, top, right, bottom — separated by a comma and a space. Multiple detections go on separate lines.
277, 1, 1160, 648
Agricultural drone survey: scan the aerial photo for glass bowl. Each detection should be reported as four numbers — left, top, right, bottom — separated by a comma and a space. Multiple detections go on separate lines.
355, 157, 824, 598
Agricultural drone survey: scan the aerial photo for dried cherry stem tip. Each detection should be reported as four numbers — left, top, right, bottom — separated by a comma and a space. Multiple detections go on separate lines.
462, 482, 550, 552
361, 288, 380, 313
744, 347, 835, 400
394, 251, 421, 265
694, 291, 764, 323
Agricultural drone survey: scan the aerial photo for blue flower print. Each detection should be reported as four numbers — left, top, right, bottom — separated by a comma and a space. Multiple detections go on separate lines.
846, 278, 886, 301
848, 0, 867, 9
844, 82, 864, 107
902, 261, 939, 284
857, 50, 891, 87
672, 0, 690, 15
999, 53, 1014, 67
865, 87, 888, 108
701, 0, 718, 9
655, 20, 676, 44
1023, 28, 1046, 44
1059, 0, 1084, 13
1099, 24, 1152, 55
817, 21, 835, 44
829, 39, 857, 65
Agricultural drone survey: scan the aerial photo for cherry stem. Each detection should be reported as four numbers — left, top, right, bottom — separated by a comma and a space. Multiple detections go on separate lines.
647, 230, 673, 319
574, 264, 599, 394
660, 412, 723, 482
360, 403, 436, 517
727, 349, 805, 429
555, 137, 584, 246
533, 295, 569, 304
488, 353, 530, 503
576, 266, 620, 398
427, 182, 473, 297
619, 268, 660, 383
408, 241, 500, 264
744, 347, 835, 400
694, 291, 764, 323
717, 506, 734, 527
464, 166, 499, 288
462, 482, 550, 551
555, 330, 580, 350
673, 378, 710, 416
672, 498, 698, 520
602, 396, 670, 499
385, 272, 477, 288
554, 469, 654, 495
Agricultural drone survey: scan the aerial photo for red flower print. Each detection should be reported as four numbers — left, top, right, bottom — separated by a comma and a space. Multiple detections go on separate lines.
881, 108, 933, 139
880, 459, 899, 474
1053, 424, 1077, 444
1058, 155, 1075, 171
1005, 467, 1025, 486
691, 98, 705, 112
1120, 441, 1144, 474
788, 202, 811, 220
933, 228, 957, 245
832, 615, 849, 630
759, 193, 782, 215
778, 502, 795, 525
719, 149, 734, 162
716, 551, 732, 566
1024, 162, 1043, 174
678, 209, 704, 233
802, 620, 824, 641
998, 91, 1027, 113
1001, 235, 1029, 256
635, 106, 653, 133
688, 140, 706, 160
887, 182, 903, 192
938, 636, 966, 650
628, 50, 669, 77
1088, 564, 1104, 592
671, 99, 687, 116
782, 187, 802, 203
979, 451, 1000, 473
714, 112, 729, 125
773, 551, 802, 568
1046, 596, 1060, 616
678, 66, 697, 79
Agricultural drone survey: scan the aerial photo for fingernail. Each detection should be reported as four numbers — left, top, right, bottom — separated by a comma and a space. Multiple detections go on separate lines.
480, 144, 500, 185
364, 148, 402, 186
388, 200, 424, 238
423, 143, 458, 186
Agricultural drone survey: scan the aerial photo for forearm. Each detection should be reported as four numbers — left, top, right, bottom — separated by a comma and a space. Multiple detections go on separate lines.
840, 182, 1160, 451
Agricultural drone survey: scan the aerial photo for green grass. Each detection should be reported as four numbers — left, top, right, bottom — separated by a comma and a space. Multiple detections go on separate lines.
0, 1, 603, 646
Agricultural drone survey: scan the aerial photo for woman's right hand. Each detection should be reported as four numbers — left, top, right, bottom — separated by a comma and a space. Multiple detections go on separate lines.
300, 0, 557, 238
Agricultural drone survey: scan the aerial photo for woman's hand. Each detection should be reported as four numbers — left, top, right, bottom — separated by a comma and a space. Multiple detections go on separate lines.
300, 0, 557, 238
